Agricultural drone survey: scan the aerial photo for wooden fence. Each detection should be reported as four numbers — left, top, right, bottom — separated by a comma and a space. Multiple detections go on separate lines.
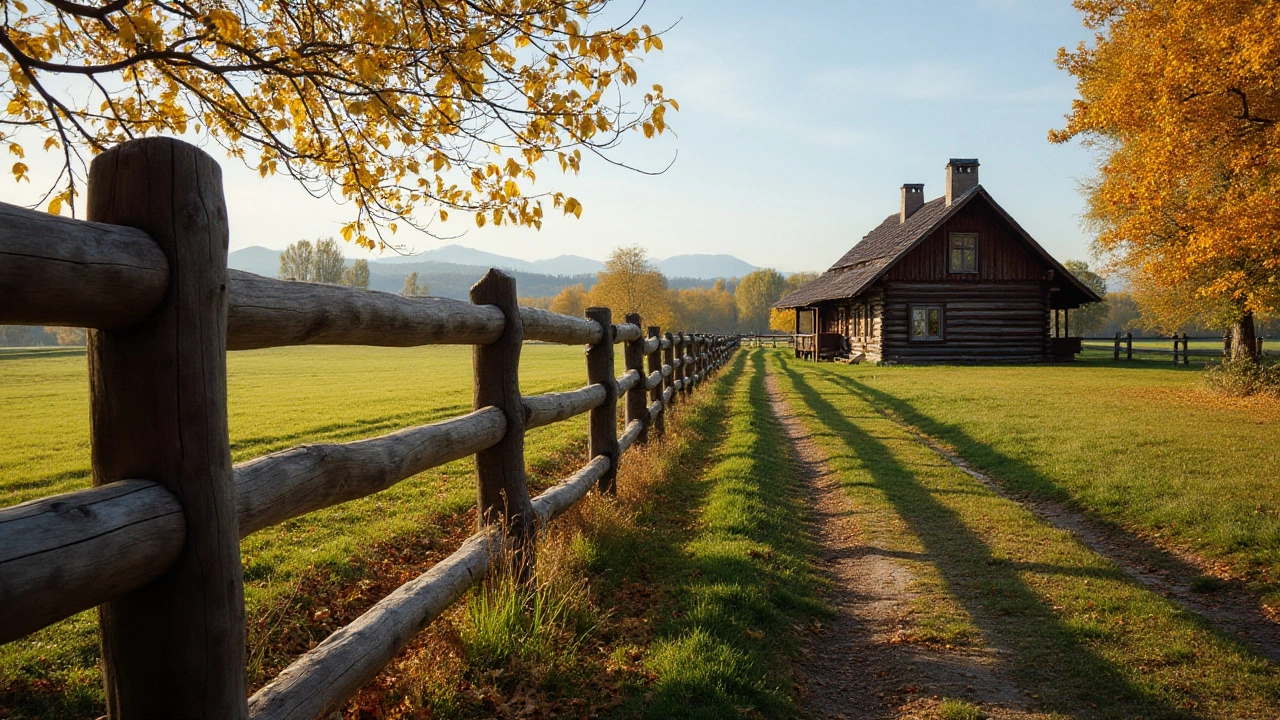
741, 332, 795, 348
1082, 332, 1270, 365
0, 138, 739, 719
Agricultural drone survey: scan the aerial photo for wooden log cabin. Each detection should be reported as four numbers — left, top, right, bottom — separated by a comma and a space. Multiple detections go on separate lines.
776, 159, 1101, 364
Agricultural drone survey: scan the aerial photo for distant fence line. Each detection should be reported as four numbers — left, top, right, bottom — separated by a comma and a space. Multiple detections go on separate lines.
0, 137, 739, 720
1082, 332, 1270, 365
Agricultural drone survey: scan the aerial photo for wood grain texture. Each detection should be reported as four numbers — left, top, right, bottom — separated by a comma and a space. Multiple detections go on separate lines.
613, 322, 643, 343
519, 306, 603, 345
0, 480, 184, 644
87, 137, 247, 719
618, 419, 645, 454
622, 313, 649, 447
0, 200, 169, 329
530, 456, 610, 525
586, 307, 619, 495
646, 326, 665, 438
247, 528, 498, 720
615, 368, 641, 395
228, 270, 505, 350
235, 408, 506, 537
470, 270, 535, 559
523, 385, 606, 430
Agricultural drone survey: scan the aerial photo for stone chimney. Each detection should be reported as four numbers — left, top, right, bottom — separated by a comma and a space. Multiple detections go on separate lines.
900, 184, 924, 223
945, 158, 980, 206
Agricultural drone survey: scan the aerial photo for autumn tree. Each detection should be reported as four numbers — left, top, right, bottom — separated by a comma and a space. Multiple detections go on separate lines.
401, 272, 427, 297
1, 1, 677, 246
310, 238, 345, 284
279, 240, 315, 282
589, 246, 672, 326
1062, 260, 1109, 334
768, 271, 818, 332
343, 259, 370, 289
670, 280, 736, 332
549, 283, 590, 317
736, 268, 786, 333
1052, 0, 1280, 360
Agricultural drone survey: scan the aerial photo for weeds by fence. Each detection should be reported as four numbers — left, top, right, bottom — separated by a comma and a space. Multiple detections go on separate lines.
0, 138, 738, 720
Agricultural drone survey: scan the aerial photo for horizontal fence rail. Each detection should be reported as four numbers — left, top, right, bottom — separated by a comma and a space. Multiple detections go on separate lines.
1082, 332, 1271, 364
0, 137, 741, 720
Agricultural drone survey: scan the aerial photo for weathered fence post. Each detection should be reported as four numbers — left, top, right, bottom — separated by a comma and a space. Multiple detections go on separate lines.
87, 137, 246, 719
471, 269, 535, 574
646, 325, 665, 438
586, 308, 619, 494
1183, 333, 1191, 366
663, 331, 677, 411
1173, 335, 1180, 365
1114, 331, 1121, 361
623, 312, 649, 446
677, 333, 689, 396
1126, 331, 1133, 361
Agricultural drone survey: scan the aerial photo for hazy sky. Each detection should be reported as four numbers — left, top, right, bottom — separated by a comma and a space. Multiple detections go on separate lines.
0, 0, 1100, 273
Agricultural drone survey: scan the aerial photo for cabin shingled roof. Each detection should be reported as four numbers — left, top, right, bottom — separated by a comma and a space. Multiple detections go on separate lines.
773, 186, 1100, 309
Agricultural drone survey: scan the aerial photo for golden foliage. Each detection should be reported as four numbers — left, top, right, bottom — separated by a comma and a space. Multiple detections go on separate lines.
588, 246, 673, 326
1052, 0, 1280, 329
0, 1, 675, 247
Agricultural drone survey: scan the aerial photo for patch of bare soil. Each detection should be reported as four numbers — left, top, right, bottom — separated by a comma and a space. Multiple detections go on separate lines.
764, 371, 1036, 720
878, 405, 1280, 665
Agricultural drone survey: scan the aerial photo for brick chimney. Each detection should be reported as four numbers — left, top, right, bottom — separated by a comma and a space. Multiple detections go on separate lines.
900, 184, 924, 223
945, 158, 980, 206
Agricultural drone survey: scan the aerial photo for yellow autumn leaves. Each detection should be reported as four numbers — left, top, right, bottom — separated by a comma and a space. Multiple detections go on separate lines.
0, 1, 676, 248
1054, 0, 1280, 329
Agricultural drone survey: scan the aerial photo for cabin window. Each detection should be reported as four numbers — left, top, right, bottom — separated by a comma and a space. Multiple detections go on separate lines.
910, 305, 943, 341
949, 233, 978, 273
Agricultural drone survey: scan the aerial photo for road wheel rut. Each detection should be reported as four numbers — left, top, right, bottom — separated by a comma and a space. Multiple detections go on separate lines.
764, 369, 1034, 720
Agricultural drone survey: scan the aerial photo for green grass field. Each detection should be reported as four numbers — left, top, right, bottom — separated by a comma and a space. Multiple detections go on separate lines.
769, 351, 1280, 718
4, 345, 1279, 719
0, 344, 603, 718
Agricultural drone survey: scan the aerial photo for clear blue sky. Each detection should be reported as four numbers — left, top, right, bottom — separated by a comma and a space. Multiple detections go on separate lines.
1, 0, 1100, 274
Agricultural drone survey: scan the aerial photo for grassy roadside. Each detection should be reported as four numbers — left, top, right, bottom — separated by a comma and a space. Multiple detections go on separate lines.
769, 350, 1280, 719
373, 348, 825, 719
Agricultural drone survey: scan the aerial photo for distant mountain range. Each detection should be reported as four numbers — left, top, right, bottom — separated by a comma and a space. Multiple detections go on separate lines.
228, 244, 763, 301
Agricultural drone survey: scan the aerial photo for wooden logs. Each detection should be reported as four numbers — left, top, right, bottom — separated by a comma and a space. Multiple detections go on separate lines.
470, 270, 535, 573
235, 408, 506, 537
0, 480, 184, 644
247, 528, 498, 720
227, 273, 609, 351
228, 270, 505, 350
0, 200, 169, 329
663, 332, 676, 412
87, 137, 247, 719
646, 325, 663, 440
614, 322, 643, 344
523, 384, 607, 430
530, 456, 611, 525
519, 306, 604, 345
586, 308, 619, 495
616, 369, 642, 395
618, 419, 645, 454
622, 313, 650, 447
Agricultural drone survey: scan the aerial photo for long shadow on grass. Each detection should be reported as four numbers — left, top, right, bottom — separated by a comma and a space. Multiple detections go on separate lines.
774, 355, 1190, 719
614, 349, 825, 720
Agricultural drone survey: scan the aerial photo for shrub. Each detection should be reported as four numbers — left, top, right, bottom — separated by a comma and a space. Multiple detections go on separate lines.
1203, 357, 1280, 398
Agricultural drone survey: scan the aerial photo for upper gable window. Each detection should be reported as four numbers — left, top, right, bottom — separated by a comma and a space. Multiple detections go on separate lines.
949, 233, 978, 273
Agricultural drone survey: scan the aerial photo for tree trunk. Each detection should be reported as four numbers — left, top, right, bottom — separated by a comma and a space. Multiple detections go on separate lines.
1229, 311, 1258, 362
